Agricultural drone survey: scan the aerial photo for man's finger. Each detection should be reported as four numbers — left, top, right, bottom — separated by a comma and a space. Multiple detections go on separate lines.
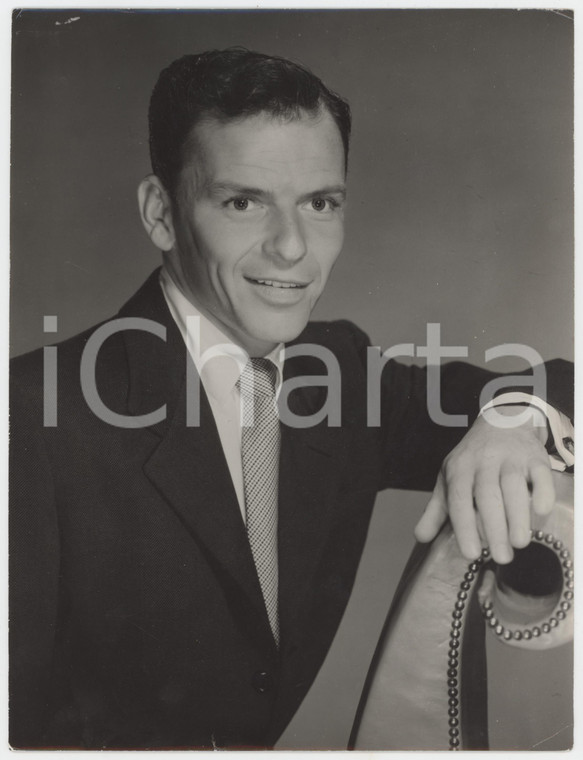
500, 467, 531, 548
530, 461, 555, 515
473, 472, 513, 564
414, 475, 447, 543
475, 512, 487, 545
445, 469, 481, 560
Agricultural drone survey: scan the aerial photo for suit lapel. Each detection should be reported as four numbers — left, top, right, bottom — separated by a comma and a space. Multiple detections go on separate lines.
277, 350, 349, 643
117, 273, 352, 652
143, 382, 275, 648
118, 271, 276, 651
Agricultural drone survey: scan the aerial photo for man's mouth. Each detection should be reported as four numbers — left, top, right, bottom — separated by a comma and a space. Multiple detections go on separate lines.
245, 277, 308, 289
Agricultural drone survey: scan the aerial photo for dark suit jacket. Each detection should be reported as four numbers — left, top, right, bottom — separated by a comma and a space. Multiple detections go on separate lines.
9, 270, 573, 749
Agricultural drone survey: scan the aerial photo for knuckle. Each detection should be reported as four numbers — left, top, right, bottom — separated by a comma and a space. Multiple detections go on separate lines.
440, 454, 455, 476
531, 460, 552, 477
500, 462, 524, 479
443, 459, 469, 489
473, 481, 502, 505
475, 501, 504, 522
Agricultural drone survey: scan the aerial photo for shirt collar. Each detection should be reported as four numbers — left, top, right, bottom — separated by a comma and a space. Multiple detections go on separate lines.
159, 267, 284, 402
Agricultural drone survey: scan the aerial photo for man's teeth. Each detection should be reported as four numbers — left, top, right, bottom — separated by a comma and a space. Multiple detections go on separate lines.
254, 279, 301, 289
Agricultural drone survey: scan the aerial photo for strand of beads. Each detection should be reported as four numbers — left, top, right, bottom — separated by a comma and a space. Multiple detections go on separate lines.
447, 531, 573, 750
447, 547, 491, 750
480, 530, 573, 643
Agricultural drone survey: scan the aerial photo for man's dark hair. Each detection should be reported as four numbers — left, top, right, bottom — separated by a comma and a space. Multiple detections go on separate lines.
148, 47, 352, 198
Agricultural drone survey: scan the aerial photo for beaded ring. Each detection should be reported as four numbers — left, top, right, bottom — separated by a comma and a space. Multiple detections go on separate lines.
446, 531, 573, 751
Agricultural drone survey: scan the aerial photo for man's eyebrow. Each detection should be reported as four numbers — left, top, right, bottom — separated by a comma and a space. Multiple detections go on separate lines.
304, 185, 347, 201
205, 182, 271, 198
204, 182, 347, 201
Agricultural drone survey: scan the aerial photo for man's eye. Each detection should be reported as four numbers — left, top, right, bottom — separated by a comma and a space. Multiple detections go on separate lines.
229, 197, 254, 211
310, 198, 338, 213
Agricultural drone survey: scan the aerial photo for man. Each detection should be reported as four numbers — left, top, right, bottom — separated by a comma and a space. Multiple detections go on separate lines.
9, 48, 573, 749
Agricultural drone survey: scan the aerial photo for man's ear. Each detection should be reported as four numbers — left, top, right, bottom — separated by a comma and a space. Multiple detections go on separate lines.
137, 175, 176, 251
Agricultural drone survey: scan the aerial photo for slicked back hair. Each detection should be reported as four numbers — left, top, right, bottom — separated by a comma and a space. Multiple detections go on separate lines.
148, 48, 352, 199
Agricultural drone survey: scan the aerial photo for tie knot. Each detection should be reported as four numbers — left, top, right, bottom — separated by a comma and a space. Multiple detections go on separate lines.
239, 358, 277, 398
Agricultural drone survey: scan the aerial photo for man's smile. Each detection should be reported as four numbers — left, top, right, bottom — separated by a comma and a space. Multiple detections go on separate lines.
244, 276, 310, 289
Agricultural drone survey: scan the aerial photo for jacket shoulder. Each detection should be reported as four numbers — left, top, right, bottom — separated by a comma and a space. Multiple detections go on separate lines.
298, 319, 371, 355
11, 321, 114, 388
10, 317, 131, 429
9, 268, 165, 393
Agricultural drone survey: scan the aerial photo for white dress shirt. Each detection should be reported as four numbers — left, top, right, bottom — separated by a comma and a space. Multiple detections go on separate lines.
482, 393, 574, 471
160, 267, 284, 522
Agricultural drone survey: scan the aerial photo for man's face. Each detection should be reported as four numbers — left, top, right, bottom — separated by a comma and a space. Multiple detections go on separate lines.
165, 110, 346, 356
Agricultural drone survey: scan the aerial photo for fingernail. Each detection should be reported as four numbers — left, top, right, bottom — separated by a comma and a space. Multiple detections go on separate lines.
493, 544, 513, 564
513, 531, 530, 548
467, 542, 481, 559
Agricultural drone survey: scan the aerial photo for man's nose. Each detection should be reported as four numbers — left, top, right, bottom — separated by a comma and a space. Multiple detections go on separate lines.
263, 208, 307, 263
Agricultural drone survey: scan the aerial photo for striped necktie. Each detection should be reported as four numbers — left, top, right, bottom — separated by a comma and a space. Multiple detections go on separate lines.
239, 358, 280, 646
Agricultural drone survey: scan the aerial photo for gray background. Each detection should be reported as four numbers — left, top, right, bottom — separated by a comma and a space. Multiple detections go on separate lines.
12, 9, 573, 365
11, 8, 574, 751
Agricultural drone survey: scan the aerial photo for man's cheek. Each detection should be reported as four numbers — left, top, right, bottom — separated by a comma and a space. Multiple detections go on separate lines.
320, 251, 342, 285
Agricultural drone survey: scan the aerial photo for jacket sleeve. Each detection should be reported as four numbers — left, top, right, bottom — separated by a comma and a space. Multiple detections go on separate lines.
9, 366, 61, 748
343, 321, 574, 493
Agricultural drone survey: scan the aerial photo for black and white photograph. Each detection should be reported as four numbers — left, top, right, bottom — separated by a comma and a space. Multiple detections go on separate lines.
9, 6, 574, 751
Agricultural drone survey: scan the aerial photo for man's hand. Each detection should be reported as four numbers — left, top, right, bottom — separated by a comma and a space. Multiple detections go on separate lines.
414, 406, 555, 564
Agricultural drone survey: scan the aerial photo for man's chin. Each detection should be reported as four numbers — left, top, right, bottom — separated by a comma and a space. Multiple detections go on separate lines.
265, 321, 310, 347
246, 309, 311, 344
